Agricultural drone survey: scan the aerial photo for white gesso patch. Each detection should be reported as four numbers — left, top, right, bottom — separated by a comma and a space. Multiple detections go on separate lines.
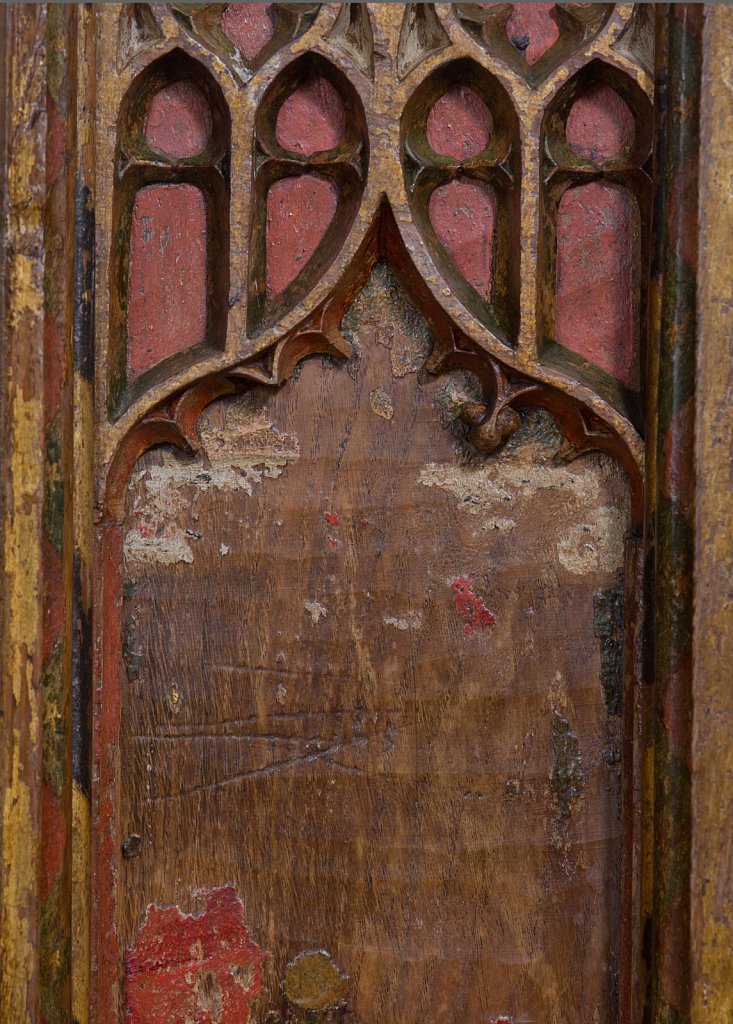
556, 505, 628, 575
124, 395, 299, 566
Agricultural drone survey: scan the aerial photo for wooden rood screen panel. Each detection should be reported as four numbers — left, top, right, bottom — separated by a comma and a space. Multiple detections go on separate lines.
92, 5, 653, 1024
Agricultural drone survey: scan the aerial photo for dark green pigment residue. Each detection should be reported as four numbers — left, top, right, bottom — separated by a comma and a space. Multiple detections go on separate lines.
340, 261, 432, 377
42, 643, 66, 799
593, 583, 624, 717
551, 711, 585, 817
43, 420, 64, 555
122, 579, 140, 681
40, 879, 70, 1024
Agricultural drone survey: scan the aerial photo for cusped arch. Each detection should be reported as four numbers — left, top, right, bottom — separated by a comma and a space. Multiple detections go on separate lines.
402, 58, 521, 349
247, 51, 369, 336
109, 49, 231, 419
539, 61, 653, 416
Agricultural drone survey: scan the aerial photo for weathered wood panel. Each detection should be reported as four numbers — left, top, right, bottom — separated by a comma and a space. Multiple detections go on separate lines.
119, 266, 630, 1024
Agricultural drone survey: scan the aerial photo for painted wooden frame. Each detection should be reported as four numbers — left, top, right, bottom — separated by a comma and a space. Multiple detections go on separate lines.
0, 4, 730, 1024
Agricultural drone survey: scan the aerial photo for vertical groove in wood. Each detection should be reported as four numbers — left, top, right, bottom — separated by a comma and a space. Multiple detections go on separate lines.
0, 6, 47, 1023
40, 6, 78, 1023
71, 7, 96, 1024
651, 6, 702, 1024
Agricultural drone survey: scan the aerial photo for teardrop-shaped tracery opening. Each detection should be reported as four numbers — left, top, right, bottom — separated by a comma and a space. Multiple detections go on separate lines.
275, 77, 346, 156
429, 177, 498, 300
426, 85, 493, 161
127, 184, 208, 378
565, 84, 636, 162
144, 80, 212, 159
555, 181, 640, 389
506, 3, 560, 65
266, 175, 339, 297
221, 3, 274, 62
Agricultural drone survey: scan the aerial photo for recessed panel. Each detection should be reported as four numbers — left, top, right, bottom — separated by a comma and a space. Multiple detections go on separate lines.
120, 266, 629, 1024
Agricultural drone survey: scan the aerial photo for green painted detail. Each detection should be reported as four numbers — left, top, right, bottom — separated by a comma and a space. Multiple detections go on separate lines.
655, 737, 693, 912
593, 581, 624, 717
658, 262, 697, 429
43, 418, 64, 555
46, 5, 69, 108
551, 711, 585, 817
40, 878, 71, 1024
340, 261, 432, 379
122, 597, 140, 682
42, 643, 66, 800
656, 496, 694, 673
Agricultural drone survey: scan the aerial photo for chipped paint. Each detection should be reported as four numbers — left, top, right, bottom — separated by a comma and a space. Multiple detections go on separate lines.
383, 612, 423, 631
419, 409, 628, 544
556, 506, 627, 575
593, 583, 625, 717
369, 387, 395, 420
124, 395, 299, 565
451, 577, 495, 637
550, 711, 585, 817
341, 263, 431, 379
323, 512, 340, 527
124, 886, 266, 1024
304, 600, 328, 624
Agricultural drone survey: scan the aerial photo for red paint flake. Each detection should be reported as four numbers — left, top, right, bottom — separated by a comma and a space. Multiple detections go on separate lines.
266, 174, 338, 296
125, 886, 266, 1024
128, 184, 207, 377
145, 80, 212, 159
221, 3, 274, 62
426, 85, 493, 161
327, 536, 339, 548
506, 3, 560, 65
429, 176, 497, 299
360, 518, 370, 526
275, 77, 345, 157
555, 181, 639, 389
451, 576, 495, 637
566, 84, 635, 163
324, 512, 340, 527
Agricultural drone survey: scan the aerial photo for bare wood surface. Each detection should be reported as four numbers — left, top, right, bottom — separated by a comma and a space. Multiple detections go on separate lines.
119, 266, 631, 1024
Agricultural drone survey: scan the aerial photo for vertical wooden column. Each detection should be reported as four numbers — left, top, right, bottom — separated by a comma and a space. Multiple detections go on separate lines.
692, 7, 733, 1024
70, 6, 96, 1024
0, 6, 47, 1023
650, 6, 702, 1024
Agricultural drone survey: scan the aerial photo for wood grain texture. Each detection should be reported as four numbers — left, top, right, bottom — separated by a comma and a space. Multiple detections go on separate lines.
118, 266, 630, 1024
0, 7, 48, 1024
692, 7, 733, 1023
